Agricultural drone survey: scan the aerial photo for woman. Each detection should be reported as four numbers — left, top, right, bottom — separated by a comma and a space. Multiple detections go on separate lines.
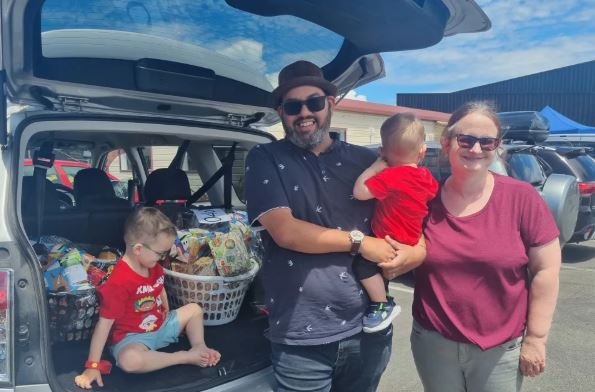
411, 101, 561, 391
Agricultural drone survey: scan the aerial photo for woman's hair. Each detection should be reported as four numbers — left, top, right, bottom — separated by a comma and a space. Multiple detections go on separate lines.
442, 101, 502, 141
380, 112, 425, 160
124, 207, 177, 244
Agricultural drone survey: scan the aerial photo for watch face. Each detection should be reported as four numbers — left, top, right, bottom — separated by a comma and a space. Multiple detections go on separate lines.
350, 230, 364, 242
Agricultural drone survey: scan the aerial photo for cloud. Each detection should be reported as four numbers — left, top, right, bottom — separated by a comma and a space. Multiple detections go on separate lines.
374, 0, 595, 93
345, 90, 367, 101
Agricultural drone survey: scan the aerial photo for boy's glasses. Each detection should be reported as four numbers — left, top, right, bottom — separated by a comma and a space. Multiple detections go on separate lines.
133, 243, 170, 261
281, 96, 327, 115
452, 134, 500, 152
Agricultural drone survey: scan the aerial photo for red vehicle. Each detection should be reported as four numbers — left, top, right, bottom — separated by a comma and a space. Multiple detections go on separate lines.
23, 159, 121, 188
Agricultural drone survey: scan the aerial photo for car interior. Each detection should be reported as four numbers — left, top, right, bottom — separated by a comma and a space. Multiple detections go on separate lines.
18, 123, 272, 392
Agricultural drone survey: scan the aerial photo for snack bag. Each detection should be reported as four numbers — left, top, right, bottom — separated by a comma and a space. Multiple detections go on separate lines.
191, 256, 218, 276
57, 249, 94, 292
208, 231, 251, 277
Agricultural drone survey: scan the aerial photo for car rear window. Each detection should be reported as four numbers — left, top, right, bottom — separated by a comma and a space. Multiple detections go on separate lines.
507, 153, 547, 186
567, 155, 595, 181
41, 0, 343, 80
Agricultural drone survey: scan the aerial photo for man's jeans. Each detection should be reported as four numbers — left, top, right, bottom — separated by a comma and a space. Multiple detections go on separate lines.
271, 326, 393, 392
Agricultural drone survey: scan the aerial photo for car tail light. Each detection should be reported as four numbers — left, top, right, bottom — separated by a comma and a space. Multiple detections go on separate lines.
578, 182, 595, 195
0, 269, 13, 383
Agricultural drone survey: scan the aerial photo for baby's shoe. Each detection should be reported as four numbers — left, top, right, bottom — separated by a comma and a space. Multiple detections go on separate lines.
362, 296, 401, 333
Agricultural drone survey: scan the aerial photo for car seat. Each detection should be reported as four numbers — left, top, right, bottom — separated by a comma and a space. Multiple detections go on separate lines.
73, 168, 130, 210
21, 176, 60, 217
144, 168, 192, 227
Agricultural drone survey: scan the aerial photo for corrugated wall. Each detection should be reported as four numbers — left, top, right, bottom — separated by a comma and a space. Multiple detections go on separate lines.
397, 60, 595, 126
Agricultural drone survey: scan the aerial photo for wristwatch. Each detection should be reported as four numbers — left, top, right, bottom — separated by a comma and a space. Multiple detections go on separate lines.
348, 230, 365, 256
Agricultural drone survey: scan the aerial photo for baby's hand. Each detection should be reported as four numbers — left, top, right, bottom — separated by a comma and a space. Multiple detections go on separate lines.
370, 158, 388, 173
75, 368, 103, 389
360, 236, 397, 264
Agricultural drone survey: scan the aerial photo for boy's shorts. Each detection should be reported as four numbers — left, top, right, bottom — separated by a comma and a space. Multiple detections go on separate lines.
111, 310, 181, 365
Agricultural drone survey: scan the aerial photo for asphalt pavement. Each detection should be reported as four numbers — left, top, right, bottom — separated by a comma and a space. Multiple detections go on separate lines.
378, 239, 595, 392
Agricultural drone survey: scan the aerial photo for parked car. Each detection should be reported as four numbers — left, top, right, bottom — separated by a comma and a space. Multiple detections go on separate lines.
403, 140, 580, 245
534, 146, 595, 242
0, 1, 492, 391
543, 134, 595, 158
23, 158, 130, 199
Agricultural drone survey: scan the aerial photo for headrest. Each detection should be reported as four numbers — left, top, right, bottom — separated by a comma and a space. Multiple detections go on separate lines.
73, 168, 116, 205
144, 168, 191, 206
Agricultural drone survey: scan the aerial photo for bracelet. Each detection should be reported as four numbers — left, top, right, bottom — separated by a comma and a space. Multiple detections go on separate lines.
84, 360, 112, 375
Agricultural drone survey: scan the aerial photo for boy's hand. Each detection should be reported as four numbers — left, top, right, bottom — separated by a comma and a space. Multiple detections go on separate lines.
359, 236, 397, 264
75, 368, 103, 389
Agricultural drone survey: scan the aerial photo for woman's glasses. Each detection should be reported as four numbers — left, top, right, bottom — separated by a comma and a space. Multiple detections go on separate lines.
281, 96, 327, 115
452, 134, 500, 152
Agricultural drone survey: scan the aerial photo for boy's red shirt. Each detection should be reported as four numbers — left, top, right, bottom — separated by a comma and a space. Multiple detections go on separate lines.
365, 165, 438, 245
97, 258, 166, 344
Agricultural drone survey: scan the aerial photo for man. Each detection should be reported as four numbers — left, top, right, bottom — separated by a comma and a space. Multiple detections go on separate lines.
245, 60, 425, 392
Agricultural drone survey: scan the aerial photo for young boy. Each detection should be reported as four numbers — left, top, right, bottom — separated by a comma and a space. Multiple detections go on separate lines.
353, 112, 439, 332
75, 207, 220, 389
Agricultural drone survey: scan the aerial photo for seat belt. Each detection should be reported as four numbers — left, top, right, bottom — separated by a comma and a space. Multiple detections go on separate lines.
186, 143, 237, 210
32, 142, 55, 241
169, 140, 190, 169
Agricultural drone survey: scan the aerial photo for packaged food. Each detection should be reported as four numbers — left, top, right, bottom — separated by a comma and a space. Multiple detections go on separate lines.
209, 231, 251, 277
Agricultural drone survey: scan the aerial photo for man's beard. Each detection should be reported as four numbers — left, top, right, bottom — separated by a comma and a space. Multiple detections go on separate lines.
283, 112, 332, 150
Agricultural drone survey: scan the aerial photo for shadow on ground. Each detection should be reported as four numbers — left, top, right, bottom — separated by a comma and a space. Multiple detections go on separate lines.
562, 242, 595, 264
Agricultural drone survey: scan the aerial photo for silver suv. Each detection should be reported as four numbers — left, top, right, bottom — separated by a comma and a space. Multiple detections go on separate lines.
0, 1, 491, 391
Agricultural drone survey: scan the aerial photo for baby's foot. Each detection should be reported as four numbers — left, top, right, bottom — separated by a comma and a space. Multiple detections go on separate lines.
189, 344, 221, 367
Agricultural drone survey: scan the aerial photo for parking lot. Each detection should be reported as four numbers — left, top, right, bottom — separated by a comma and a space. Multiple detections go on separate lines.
379, 240, 595, 392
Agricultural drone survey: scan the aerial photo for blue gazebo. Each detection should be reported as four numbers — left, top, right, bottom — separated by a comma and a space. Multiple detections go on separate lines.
540, 106, 595, 134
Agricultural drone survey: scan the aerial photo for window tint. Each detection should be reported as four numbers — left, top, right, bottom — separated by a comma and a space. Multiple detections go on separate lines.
539, 151, 574, 176
507, 153, 547, 185
41, 0, 342, 80
567, 155, 595, 181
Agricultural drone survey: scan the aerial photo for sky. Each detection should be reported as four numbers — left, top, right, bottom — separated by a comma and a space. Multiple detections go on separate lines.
353, 0, 595, 104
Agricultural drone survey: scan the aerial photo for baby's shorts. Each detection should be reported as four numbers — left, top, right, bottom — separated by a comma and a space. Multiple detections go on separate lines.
111, 310, 181, 366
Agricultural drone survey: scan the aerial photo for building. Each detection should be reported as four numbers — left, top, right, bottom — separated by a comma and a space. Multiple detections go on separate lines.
267, 98, 450, 145
397, 60, 595, 126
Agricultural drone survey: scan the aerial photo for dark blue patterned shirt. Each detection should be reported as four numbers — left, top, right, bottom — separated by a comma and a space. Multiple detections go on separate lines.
245, 138, 376, 345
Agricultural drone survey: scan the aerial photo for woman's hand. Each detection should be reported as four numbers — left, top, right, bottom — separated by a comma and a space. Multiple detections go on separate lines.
75, 368, 103, 389
379, 236, 426, 280
519, 336, 546, 377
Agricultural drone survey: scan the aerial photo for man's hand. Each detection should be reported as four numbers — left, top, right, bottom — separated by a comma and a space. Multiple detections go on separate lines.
359, 236, 397, 264
75, 368, 103, 389
378, 236, 425, 280
519, 336, 546, 377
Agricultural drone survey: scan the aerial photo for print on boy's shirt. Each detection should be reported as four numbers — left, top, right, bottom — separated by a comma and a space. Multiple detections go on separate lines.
139, 314, 159, 332
135, 295, 162, 312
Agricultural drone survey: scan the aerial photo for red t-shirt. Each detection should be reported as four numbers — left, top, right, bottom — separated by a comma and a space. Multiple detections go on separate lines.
365, 166, 438, 245
413, 174, 559, 350
97, 259, 166, 344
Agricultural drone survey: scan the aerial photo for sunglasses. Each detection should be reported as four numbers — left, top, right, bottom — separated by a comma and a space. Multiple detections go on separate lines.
281, 95, 327, 115
133, 243, 170, 261
451, 134, 500, 152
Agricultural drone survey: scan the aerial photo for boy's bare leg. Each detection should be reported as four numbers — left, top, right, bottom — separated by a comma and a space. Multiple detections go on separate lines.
360, 273, 388, 302
176, 303, 221, 366
117, 343, 210, 373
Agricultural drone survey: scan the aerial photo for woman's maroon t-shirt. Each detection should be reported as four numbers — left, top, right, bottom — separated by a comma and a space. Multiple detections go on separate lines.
413, 174, 559, 350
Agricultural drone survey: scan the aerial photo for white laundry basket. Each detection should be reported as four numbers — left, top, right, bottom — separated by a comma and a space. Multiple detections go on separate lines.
164, 260, 259, 326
